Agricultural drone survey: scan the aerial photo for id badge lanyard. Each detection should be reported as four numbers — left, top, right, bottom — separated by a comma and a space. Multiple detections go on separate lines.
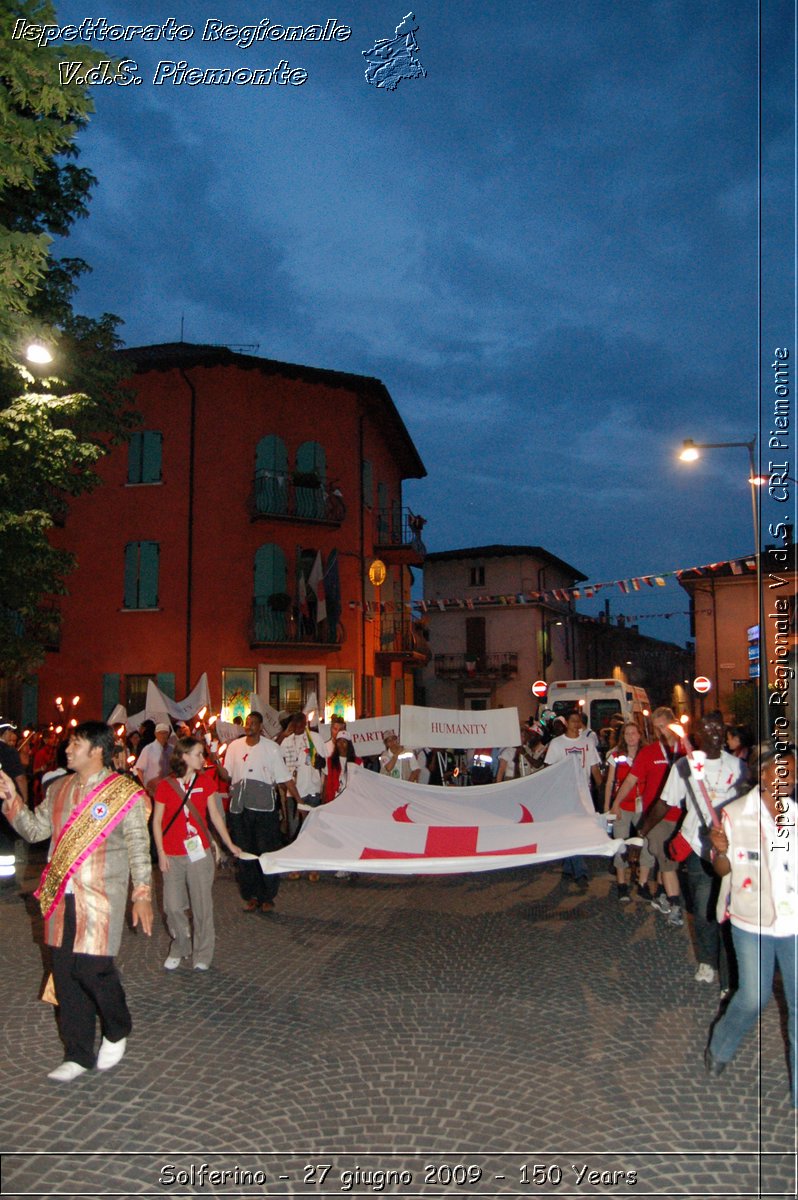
181, 773, 206, 861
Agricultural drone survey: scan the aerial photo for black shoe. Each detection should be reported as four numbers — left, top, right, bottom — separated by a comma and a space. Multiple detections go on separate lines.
576, 876, 589, 893
704, 1048, 727, 1077
617, 883, 631, 903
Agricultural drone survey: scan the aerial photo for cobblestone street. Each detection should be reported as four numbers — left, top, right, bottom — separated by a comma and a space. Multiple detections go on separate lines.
1, 849, 795, 1198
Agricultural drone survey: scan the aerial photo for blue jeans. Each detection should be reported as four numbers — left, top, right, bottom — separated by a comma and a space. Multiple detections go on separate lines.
561, 856, 587, 880
709, 925, 797, 1104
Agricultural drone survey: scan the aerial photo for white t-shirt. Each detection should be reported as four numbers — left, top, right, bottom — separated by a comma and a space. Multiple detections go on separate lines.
224, 735, 291, 787
543, 733, 600, 782
279, 731, 321, 797
135, 738, 173, 789
380, 748, 420, 781
660, 751, 744, 857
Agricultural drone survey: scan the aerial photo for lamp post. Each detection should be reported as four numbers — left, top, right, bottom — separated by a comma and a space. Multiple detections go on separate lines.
678, 436, 767, 741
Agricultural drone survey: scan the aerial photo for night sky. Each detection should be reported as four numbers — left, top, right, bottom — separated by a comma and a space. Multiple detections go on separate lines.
47, 1, 794, 647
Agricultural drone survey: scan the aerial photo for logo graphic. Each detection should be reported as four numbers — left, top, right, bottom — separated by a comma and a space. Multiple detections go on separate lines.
362, 11, 427, 91
91, 801, 109, 821
359, 803, 536, 860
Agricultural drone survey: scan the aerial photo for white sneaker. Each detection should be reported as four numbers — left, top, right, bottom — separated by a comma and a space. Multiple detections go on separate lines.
694, 963, 717, 984
163, 956, 182, 970
96, 1036, 126, 1071
47, 1061, 88, 1082
193, 963, 209, 971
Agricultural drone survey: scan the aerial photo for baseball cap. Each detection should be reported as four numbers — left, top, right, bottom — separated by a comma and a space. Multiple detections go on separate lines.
155, 722, 171, 734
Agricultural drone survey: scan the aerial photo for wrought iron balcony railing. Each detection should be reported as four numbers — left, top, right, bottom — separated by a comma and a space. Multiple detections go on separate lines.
250, 471, 346, 525
250, 597, 343, 647
433, 652, 519, 681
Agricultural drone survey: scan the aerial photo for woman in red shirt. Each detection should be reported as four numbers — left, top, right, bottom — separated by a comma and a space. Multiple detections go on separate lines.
153, 738, 241, 972
604, 722, 653, 902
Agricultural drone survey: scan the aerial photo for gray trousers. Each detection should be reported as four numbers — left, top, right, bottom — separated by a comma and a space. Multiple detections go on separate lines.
162, 852, 215, 967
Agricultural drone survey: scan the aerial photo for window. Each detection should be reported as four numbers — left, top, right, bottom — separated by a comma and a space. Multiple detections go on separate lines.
269, 672, 319, 713
469, 565, 485, 587
254, 435, 288, 514
123, 542, 159, 609
127, 431, 162, 484
253, 543, 289, 641
124, 674, 154, 714
295, 442, 326, 519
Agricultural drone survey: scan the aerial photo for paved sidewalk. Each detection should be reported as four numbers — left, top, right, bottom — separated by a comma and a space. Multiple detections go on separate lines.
1, 850, 795, 1198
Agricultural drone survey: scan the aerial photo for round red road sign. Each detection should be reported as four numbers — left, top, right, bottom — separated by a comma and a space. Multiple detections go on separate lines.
531, 680, 548, 699
693, 676, 712, 694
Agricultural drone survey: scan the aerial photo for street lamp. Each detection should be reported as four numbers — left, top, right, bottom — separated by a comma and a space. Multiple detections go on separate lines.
26, 342, 53, 365
678, 435, 766, 739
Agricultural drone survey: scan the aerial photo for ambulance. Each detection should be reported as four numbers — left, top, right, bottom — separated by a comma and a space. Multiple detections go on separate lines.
547, 679, 652, 737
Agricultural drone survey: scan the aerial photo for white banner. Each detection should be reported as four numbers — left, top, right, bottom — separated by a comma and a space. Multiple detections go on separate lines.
318, 714, 400, 753
249, 693, 283, 739
399, 705, 520, 749
145, 673, 211, 724
260, 756, 620, 875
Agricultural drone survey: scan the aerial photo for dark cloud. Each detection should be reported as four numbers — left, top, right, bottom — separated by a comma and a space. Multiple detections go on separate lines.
48, 0, 783, 645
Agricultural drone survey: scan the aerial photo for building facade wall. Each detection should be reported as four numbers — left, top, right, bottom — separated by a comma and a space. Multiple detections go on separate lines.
35, 349, 425, 725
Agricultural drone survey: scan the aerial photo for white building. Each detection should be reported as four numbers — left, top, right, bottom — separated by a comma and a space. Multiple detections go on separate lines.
421, 545, 586, 713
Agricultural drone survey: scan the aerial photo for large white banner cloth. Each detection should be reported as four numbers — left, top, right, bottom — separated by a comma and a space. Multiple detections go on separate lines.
260, 757, 621, 876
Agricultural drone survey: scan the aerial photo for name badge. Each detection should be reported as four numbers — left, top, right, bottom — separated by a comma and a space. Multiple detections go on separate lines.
184, 834, 206, 862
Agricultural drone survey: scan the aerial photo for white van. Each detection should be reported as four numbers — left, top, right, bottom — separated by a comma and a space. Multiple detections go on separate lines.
547, 679, 651, 737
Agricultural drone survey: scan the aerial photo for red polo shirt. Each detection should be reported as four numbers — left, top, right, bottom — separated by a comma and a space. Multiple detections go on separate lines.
155, 769, 219, 856
628, 740, 683, 822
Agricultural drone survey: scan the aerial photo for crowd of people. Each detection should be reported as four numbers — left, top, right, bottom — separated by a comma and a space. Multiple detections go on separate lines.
0, 702, 794, 1106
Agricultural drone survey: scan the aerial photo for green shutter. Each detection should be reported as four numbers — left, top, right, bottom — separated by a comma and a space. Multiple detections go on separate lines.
102, 673, 121, 719
139, 542, 159, 608
296, 441, 326, 479
142, 431, 162, 483
123, 543, 138, 608
127, 433, 143, 483
156, 673, 175, 698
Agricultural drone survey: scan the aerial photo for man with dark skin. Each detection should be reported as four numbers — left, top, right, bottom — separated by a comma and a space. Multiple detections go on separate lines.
659, 712, 747, 987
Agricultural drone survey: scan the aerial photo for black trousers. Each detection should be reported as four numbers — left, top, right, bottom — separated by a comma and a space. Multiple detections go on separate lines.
50, 895, 132, 1068
229, 808, 281, 903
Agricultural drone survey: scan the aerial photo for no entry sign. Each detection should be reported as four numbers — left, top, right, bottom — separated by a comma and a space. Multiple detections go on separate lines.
531, 680, 548, 699
693, 676, 712, 694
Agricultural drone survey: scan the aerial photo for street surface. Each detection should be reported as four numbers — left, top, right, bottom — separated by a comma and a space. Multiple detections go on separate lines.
1, 847, 795, 1198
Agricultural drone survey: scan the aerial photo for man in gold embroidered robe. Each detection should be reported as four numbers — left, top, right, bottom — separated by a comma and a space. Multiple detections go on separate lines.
1, 721, 152, 1082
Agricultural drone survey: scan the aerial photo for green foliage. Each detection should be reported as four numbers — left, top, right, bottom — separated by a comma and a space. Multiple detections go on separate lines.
0, 1, 134, 678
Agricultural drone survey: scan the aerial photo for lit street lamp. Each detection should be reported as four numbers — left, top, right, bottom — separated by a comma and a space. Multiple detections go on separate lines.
25, 342, 53, 365
678, 435, 766, 739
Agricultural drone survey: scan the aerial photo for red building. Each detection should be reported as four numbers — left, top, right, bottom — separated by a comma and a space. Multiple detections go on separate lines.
33, 343, 428, 725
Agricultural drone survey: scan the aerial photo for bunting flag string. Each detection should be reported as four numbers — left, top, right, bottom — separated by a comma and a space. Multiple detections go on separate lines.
345, 552, 755, 618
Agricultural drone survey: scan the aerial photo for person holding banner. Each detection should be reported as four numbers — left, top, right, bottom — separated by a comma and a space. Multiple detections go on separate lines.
659, 712, 747, 989
222, 712, 301, 913
0, 722, 152, 1082
152, 737, 242, 970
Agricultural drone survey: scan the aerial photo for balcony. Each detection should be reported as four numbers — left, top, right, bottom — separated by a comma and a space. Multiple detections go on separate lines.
249, 471, 346, 526
433, 652, 518, 681
374, 619, 431, 668
250, 596, 343, 648
373, 507, 426, 566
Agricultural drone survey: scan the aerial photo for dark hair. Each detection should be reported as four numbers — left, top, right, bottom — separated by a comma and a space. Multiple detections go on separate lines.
248, 711, 263, 723
331, 737, 357, 768
726, 723, 754, 750
72, 721, 116, 768
170, 736, 203, 777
